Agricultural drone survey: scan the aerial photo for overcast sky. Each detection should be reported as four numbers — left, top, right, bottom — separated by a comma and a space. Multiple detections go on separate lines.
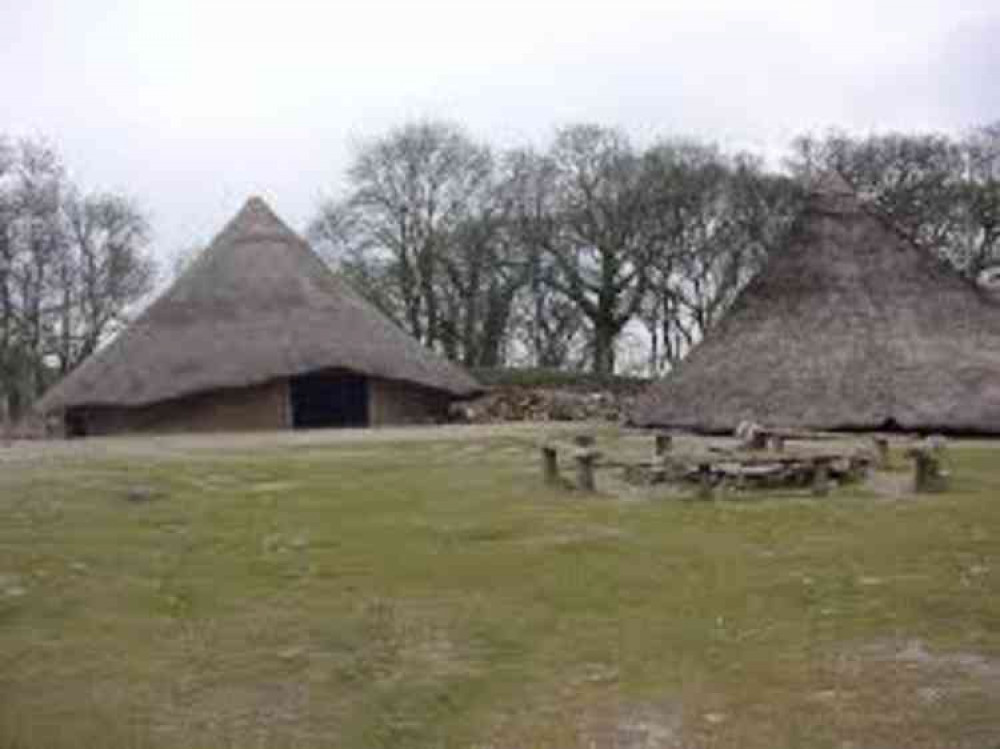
3, 0, 998, 269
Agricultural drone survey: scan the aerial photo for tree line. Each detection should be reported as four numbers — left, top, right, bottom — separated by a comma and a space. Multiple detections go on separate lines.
310, 121, 1000, 376
310, 124, 802, 376
0, 138, 155, 422
2, 121, 998, 420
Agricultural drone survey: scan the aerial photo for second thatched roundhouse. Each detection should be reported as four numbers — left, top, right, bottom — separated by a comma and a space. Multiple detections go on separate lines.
36, 197, 482, 436
632, 175, 1000, 434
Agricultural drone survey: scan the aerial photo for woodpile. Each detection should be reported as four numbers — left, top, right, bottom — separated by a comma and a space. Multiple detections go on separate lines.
456, 386, 636, 423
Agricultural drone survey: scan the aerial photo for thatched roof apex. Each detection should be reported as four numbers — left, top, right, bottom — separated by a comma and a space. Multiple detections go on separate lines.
805, 171, 857, 214
632, 175, 1000, 434
37, 197, 482, 411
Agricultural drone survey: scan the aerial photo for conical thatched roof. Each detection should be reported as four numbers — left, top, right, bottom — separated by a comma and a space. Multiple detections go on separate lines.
633, 175, 1000, 434
38, 197, 481, 411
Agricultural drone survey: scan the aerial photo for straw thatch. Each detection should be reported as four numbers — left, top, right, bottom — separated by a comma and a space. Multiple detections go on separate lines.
633, 174, 1000, 434
37, 197, 481, 413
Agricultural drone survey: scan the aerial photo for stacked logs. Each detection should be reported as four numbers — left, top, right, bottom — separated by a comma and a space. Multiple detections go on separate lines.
457, 388, 635, 423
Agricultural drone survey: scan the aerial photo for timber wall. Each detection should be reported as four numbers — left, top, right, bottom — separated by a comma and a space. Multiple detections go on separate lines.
74, 379, 290, 435
69, 375, 451, 435
367, 378, 450, 426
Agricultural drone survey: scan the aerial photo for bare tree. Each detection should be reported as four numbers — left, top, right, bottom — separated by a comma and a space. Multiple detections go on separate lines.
956, 122, 1000, 281
638, 143, 801, 373
3, 139, 66, 410
439, 205, 523, 367
56, 190, 154, 373
312, 121, 495, 355
641, 142, 728, 369
314, 119, 1000, 379
309, 200, 403, 324
502, 148, 585, 368
0, 136, 155, 420
312, 121, 536, 367
0, 136, 16, 425
543, 125, 654, 374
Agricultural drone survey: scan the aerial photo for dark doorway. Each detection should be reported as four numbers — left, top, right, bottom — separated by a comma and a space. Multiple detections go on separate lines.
290, 372, 368, 428
65, 409, 88, 438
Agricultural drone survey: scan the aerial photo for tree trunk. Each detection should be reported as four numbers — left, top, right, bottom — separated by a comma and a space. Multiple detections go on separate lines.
592, 322, 616, 375
643, 306, 659, 376
476, 286, 516, 368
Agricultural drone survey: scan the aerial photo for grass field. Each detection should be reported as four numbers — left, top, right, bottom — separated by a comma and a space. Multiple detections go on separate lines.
1, 425, 998, 748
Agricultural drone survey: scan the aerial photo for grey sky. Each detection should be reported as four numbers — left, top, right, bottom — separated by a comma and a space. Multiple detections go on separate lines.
3, 0, 998, 270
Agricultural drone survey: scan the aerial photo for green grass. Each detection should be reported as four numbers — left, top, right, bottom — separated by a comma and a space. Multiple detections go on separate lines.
1, 431, 998, 748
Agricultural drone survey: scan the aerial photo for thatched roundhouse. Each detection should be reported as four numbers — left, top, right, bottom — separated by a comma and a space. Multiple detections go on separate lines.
633, 175, 1000, 434
37, 197, 482, 436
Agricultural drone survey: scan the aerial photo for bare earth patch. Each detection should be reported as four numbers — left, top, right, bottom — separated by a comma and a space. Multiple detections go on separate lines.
865, 470, 916, 499
816, 639, 1000, 748
578, 699, 687, 749
852, 638, 1000, 698
483, 684, 689, 749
